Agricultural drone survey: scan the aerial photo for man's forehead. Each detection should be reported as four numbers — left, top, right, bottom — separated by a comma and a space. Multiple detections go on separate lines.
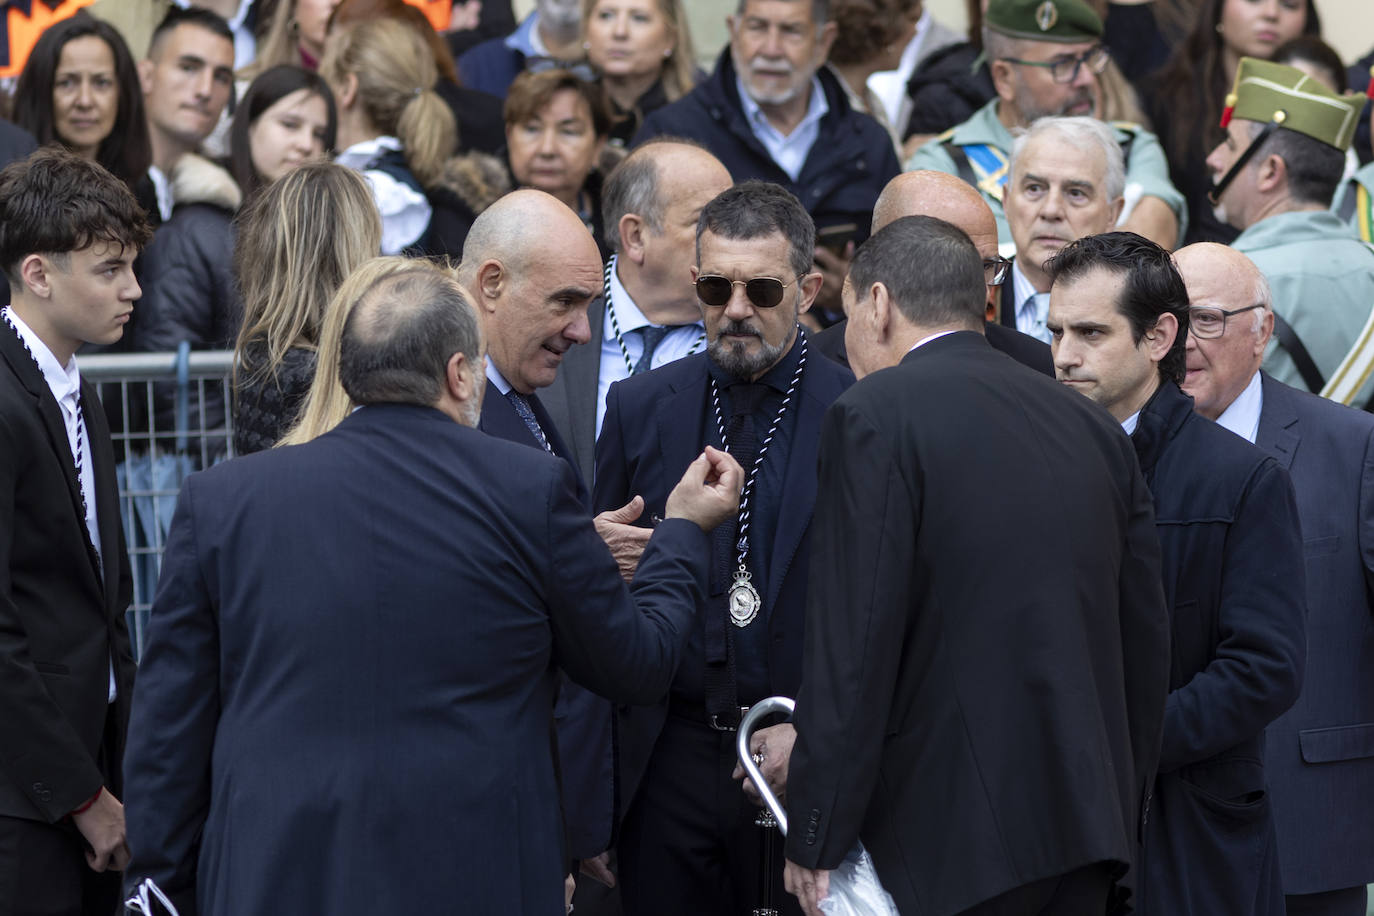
1016, 137, 1104, 184
739, 0, 816, 27
1017, 37, 1096, 61
153, 24, 234, 63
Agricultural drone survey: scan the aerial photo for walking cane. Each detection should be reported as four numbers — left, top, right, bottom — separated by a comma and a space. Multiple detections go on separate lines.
738, 696, 795, 916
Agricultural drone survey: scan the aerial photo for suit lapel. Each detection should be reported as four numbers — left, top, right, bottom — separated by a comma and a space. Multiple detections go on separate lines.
999, 271, 1017, 328
83, 378, 122, 600
658, 367, 712, 486
559, 298, 605, 472
1256, 373, 1300, 471
479, 386, 541, 451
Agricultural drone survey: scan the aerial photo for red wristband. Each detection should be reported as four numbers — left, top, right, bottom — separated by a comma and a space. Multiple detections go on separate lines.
70, 788, 101, 816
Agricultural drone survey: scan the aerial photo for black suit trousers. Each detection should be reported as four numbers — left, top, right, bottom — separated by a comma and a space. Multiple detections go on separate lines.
618, 713, 801, 916
954, 863, 1114, 916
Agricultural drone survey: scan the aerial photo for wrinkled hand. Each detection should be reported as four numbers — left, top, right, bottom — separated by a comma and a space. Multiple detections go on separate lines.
72, 788, 129, 872
665, 446, 742, 532
565, 872, 576, 913
594, 496, 652, 582
784, 860, 832, 916
812, 243, 854, 316
579, 851, 616, 888
732, 722, 796, 805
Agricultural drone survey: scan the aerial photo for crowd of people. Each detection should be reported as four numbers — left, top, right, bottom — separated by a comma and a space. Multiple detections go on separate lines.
2, 0, 1374, 914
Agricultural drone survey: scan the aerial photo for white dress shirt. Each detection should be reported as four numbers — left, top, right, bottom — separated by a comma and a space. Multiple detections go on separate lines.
1010, 260, 1051, 344
596, 261, 705, 435
4, 307, 114, 702
1121, 410, 1141, 436
1213, 371, 1264, 444
336, 136, 431, 255
147, 165, 173, 223
735, 74, 829, 182
867, 8, 935, 127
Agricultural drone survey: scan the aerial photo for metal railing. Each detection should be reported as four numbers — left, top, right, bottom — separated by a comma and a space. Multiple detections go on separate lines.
80, 349, 237, 660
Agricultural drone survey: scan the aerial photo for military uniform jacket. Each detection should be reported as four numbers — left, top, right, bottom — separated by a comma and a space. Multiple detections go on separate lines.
1234, 209, 1374, 406
905, 98, 1185, 253
1332, 159, 1374, 243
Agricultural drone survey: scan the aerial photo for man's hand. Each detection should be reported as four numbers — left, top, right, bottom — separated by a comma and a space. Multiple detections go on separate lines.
594, 496, 652, 582
731, 722, 796, 805
665, 446, 743, 532
71, 788, 129, 872
784, 860, 832, 916
812, 243, 854, 317
579, 851, 616, 887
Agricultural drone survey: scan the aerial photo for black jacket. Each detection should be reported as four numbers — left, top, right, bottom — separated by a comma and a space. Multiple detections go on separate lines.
634, 50, 900, 239
1132, 381, 1305, 916
903, 42, 995, 139
232, 344, 316, 456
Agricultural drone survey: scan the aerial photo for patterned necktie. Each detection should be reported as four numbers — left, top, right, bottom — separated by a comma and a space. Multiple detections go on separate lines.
1021, 291, 1052, 344
505, 390, 552, 453
633, 325, 671, 375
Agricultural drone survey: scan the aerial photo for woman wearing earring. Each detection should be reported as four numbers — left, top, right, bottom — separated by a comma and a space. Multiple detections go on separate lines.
1145, 0, 1319, 245
581, 0, 697, 152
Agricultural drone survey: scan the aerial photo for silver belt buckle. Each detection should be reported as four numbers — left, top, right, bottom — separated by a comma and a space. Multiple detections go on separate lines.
709, 705, 751, 731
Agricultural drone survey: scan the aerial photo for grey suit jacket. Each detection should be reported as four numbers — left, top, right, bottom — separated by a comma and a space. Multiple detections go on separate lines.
540, 296, 606, 489
1256, 372, 1374, 894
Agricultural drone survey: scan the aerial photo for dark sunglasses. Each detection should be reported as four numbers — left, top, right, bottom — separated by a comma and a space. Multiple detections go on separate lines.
695, 274, 797, 309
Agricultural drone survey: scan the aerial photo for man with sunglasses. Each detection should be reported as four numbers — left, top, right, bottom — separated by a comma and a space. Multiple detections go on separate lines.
906, 0, 1183, 253
594, 181, 852, 916
1047, 232, 1305, 916
1205, 57, 1374, 409
1176, 242, 1374, 916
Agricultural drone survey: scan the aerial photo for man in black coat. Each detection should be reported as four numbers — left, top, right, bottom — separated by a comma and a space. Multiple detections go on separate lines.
0, 149, 150, 912
782, 216, 1169, 916
122, 262, 744, 915
1047, 232, 1306, 916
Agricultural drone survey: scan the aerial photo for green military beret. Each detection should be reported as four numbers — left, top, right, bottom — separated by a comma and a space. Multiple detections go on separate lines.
1224, 57, 1366, 151
985, 0, 1103, 43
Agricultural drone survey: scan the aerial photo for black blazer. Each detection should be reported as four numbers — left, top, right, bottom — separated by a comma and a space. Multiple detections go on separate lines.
0, 317, 135, 823
811, 317, 1054, 377
539, 296, 606, 489
122, 405, 710, 915
593, 345, 853, 811
785, 333, 1171, 916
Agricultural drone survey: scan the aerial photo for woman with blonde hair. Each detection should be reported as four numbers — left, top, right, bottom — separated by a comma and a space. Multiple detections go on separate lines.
278, 257, 429, 446
253, 0, 342, 72
322, 16, 507, 257
232, 161, 382, 454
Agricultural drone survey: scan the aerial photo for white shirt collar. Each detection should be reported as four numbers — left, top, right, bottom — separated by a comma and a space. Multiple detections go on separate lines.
3, 306, 79, 406
1121, 410, 1141, 435
1011, 260, 1042, 309
335, 135, 403, 168
907, 329, 960, 353
1213, 370, 1264, 443
148, 165, 174, 222
736, 72, 829, 138
485, 359, 512, 396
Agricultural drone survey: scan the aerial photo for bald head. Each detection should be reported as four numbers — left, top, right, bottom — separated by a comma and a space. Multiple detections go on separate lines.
460, 189, 599, 283
873, 171, 1000, 259
1174, 242, 1273, 421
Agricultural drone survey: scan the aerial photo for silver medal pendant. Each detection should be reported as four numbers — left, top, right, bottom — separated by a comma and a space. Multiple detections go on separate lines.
729, 565, 761, 627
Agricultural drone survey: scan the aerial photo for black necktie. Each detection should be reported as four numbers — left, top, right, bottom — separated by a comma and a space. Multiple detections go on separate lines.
726, 383, 766, 478
633, 325, 671, 375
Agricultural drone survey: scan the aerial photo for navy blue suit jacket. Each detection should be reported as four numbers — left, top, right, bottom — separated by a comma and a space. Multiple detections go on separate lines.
1255, 373, 1374, 894
122, 406, 710, 915
593, 346, 853, 811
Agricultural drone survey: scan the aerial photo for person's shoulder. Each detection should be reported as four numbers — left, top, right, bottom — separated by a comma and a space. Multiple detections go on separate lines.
802, 340, 855, 396
1266, 373, 1374, 436
610, 351, 709, 404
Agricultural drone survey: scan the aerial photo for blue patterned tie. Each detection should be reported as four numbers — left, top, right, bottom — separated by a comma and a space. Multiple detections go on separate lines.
633, 325, 671, 375
505, 390, 552, 453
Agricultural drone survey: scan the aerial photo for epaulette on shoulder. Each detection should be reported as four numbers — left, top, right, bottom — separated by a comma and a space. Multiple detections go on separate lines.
936, 127, 958, 143
1108, 120, 1142, 133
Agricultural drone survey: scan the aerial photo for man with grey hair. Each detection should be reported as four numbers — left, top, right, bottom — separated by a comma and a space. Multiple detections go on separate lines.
1176, 242, 1374, 916
1000, 115, 1124, 343
123, 258, 746, 915
595, 180, 852, 915
457, 0, 587, 97
907, 0, 1182, 252
633, 0, 898, 255
542, 139, 733, 482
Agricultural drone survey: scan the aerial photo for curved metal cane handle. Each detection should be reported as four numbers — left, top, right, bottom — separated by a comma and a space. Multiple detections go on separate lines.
737, 695, 795, 835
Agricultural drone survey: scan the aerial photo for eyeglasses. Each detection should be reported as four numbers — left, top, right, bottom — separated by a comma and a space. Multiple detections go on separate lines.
983, 256, 1012, 286
1189, 303, 1265, 339
695, 275, 797, 309
999, 45, 1110, 84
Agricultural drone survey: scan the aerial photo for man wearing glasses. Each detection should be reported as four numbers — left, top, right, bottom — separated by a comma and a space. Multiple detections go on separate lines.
1176, 242, 1374, 916
1047, 232, 1305, 916
907, 0, 1183, 253
594, 181, 853, 915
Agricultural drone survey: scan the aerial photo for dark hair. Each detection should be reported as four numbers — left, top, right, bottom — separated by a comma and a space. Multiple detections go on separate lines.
696, 180, 815, 279
1151, 0, 1320, 169
1273, 36, 1347, 92
829, 0, 911, 66
849, 216, 985, 329
1046, 231, 1190, 385
600, 135, 713, 252
12, 13, 152, 191
0, 147, 153, 284
339, 268, 481, 406
504, 69, 612, 138
229, 65, 338, 201
149, 6, 235, 57
1250, 120, 1346, 207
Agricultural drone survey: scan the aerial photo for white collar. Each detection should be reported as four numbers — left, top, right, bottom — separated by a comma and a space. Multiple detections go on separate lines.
335, 135, 403, 167
3, 305, 80, 405
907, 329, 960, 353
1121, 410, 1140, 435
1213, 370, 1264, 443
484, 358, 512, 396
148, 165, 174, 222
1011, 259, 1044, 308
736, 73, 829, 137
605, 258, 652, 339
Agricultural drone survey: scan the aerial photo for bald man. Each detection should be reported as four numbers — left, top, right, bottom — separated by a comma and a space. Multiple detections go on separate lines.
812, 170, 1053, 375
1176, 243, 1374, 916
542, 139, 734, 485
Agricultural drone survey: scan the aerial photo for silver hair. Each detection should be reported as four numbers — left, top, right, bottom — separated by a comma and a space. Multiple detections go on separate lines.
1010, 116, 1126, 202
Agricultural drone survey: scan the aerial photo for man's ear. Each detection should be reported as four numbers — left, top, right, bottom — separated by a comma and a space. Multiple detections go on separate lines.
1255, 153, 1286, 195
446, 351, 475, 401
1146, 311, 1179, 361
797, 270, 825, 315
19, 254, 53, 299
989, 59, 1017, 106
619, 213, 648, 266
814, 20, 839, 64
137, 58, 155, 95
476, 259, 505, 311
1255, 309, 1275, 354
868, 281, 894, 340
1108, 195, 1126, 227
